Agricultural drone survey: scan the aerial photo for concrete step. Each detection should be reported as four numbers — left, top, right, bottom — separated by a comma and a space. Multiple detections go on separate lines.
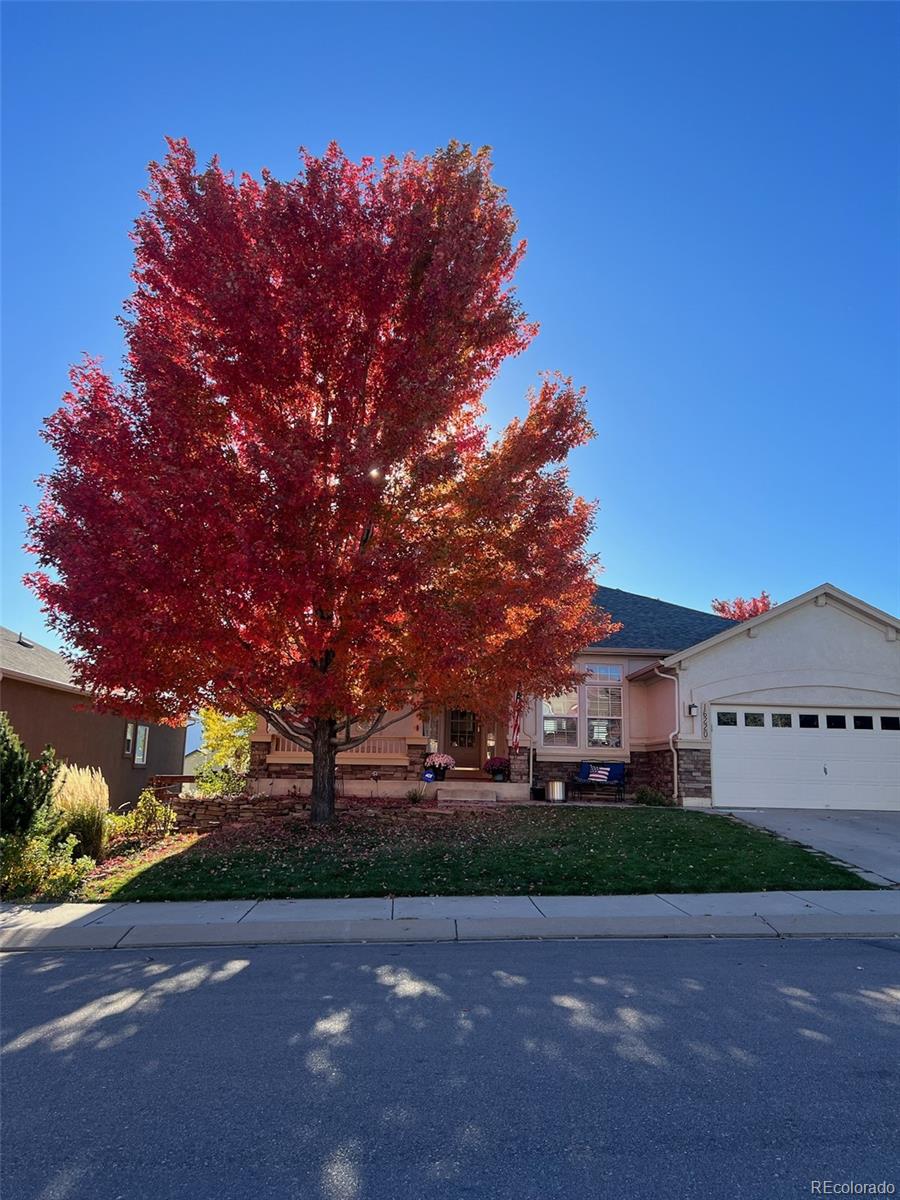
436, 787, 497, 805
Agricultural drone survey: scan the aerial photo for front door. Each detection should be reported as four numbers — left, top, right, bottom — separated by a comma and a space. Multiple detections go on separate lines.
447, 709, 481, 769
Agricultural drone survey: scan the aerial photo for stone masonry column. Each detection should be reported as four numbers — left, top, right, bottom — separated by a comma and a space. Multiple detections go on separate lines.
249, 736, 272, 779
509, 747, 529, 784
406, 737, 428, 780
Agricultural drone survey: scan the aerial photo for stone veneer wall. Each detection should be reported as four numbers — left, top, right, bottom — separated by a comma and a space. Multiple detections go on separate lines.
509, 748, 529, 784
172, 791, 308, 831
677, 747, 712, 801
529, 756, 639, 797
521, 749, 696, 805
629, 748, 676, 799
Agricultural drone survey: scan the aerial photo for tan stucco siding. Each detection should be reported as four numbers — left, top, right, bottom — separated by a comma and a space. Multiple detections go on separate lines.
670, 597, 900, 747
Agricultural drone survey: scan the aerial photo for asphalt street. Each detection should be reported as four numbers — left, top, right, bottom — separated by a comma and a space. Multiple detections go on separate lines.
2, 938, 898, 1200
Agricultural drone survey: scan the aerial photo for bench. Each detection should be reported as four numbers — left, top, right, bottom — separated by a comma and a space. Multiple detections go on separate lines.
569, 761, 626, 802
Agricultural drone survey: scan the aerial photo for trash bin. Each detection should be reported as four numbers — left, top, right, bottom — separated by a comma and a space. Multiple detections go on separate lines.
546, 779, 566, 803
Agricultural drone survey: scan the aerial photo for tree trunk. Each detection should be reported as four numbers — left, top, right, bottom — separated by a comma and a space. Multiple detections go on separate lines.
310, 717, 338, 825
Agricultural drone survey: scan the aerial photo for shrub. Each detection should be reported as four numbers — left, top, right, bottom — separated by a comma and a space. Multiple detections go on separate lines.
0, 711, 59, 836
194, 763, 247, 798
109, 788, 178, 842
405, 785, 427, 805
0, 833, 93, 901
634, 785, 673, 807
54, 764, 109, 861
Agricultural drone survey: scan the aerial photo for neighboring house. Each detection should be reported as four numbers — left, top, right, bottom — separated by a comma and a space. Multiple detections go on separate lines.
0, 626, 187, 809
250, 583, 900, 811
184, 747, 210, 775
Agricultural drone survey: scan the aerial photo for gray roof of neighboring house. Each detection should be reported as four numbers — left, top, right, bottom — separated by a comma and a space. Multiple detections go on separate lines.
0, 626, 79, 690
591, 587, 735, 652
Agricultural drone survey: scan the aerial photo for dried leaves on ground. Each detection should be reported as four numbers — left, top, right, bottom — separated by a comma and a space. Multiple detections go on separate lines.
80, 806, 872, 902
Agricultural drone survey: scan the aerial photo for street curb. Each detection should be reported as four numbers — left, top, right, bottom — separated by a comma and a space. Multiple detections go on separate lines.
2, 916, 899, 952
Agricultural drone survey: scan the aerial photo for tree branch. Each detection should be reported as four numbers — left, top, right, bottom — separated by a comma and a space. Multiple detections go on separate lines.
258, 707, 314, 751
335, 706, 418, 749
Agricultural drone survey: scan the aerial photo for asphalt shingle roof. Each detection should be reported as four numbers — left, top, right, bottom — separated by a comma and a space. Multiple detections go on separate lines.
0, 626, 78, 689
591, 587, 734, 653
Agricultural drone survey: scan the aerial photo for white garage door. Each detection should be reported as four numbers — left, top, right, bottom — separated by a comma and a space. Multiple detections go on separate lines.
711, 707, 900, 810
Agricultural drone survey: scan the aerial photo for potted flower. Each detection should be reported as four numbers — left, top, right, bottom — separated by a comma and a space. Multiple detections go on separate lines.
483, 755, 510, 783
424, 752, 455, 781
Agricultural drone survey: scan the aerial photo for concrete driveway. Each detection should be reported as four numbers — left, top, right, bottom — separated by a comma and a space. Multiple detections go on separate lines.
728, 809, 900, 885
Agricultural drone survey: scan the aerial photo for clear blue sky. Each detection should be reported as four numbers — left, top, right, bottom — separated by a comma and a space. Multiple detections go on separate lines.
3, 1, 899, 655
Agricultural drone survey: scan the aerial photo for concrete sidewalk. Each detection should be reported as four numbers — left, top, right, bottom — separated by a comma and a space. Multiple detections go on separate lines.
2, 889, 899, 950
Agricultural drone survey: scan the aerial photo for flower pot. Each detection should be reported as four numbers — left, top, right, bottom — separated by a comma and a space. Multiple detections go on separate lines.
433, 767, 447, 781
492, 771, 507, 783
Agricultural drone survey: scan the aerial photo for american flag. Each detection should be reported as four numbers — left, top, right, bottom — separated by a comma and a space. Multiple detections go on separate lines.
588, 765, 611, 783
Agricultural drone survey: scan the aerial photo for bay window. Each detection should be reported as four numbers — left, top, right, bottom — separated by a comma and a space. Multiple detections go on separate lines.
542, 665, 624, 750
586, 665, 623, 747
541, 689, 579, 747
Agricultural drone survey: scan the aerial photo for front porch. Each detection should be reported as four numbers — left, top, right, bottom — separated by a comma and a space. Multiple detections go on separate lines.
250, 708, 529, 787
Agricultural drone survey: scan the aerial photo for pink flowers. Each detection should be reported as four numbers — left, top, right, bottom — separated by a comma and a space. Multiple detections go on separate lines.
483, 756, 510, 775
425, 753, 456, 770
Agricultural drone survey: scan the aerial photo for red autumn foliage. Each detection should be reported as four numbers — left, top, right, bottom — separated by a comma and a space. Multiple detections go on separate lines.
26, 139, 614, 821
711, 591, 774, 621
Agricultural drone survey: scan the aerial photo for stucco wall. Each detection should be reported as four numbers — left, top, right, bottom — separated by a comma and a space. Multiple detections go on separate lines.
669, 595, 900, 748
521, 650, 662, 762
629, 674, 677, 748
1, 676, 186, 809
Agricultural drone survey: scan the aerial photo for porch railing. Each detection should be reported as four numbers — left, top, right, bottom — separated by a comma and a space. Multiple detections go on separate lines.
269, 734, 409, 759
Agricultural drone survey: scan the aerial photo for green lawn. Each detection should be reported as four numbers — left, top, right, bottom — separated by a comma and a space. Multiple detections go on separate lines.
81, 806, 874, 901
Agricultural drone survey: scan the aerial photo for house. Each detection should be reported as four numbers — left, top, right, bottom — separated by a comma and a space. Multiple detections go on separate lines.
0, 626, 187, 809
248, 582, 900, 810
184, 746, 210, 776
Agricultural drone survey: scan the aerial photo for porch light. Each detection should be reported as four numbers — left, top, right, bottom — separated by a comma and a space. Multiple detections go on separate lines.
368, 468, 381, 479
486, 732, 496, 750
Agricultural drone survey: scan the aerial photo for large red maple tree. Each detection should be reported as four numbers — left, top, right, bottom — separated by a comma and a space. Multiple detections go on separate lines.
27, 139, 612, 821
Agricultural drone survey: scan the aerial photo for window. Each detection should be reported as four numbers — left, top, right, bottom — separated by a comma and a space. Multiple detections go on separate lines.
448, 709, 476, 749
716, 711, 737, 727
542, 691, 579, 747
541, 664, 625, 749
853, 715, 874, 730
587, 665, 623, 684
881, 716, 900, 732
799, 714, 819, 729
133, 724, 150, 766
585, 667, 623, 748
826, 715, 847, 730
123, 722, 135, 756
744, 712, 764, 728
421, 711, 440, 750
772, 713, 792, 728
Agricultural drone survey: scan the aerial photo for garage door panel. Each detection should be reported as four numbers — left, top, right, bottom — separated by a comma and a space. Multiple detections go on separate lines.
711, 707, 900, 810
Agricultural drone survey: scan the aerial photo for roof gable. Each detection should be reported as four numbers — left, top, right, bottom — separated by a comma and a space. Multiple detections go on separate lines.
660, 583, 900, 666
592, 587, 734, 653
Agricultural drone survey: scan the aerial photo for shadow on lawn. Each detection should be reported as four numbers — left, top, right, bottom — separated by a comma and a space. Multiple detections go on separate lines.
3, 939, 899, 1200
87, 807, 877, 902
